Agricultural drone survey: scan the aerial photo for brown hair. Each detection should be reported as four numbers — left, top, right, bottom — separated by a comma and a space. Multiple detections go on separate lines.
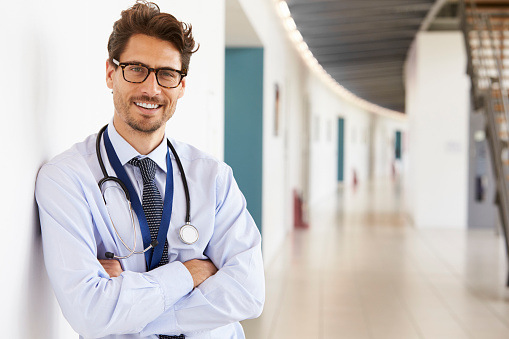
107, 1, 198, 73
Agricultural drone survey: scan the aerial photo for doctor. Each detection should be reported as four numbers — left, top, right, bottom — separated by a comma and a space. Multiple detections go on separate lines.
35, 1, 265, 338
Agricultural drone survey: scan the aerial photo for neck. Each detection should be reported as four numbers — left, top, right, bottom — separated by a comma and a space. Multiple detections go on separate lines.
112, 118, 165, 155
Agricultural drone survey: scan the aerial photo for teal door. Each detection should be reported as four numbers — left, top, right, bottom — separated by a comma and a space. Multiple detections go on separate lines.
224, 48, 264, 233
337, 118, 345, 182
395, 131, 402, 159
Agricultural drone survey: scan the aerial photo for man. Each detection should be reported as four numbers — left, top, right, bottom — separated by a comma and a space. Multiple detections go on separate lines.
35, 2, 265, 338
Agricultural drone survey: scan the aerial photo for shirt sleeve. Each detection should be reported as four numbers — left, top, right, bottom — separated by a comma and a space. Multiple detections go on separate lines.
140, 165, 265, 336
35, 163, 194, 338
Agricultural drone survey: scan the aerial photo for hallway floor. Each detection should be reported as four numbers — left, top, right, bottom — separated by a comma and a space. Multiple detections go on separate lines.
242, 179, 509, 339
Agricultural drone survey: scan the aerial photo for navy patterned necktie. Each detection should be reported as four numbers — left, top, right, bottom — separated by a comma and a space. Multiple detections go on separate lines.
129, 158, 183, 339
128, 157, 169, 267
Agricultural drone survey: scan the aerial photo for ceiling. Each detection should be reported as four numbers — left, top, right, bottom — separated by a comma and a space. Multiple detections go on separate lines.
287, 0, 458, 113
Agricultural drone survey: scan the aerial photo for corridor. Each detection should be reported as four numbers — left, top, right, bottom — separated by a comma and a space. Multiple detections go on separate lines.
243, 179, 509, 339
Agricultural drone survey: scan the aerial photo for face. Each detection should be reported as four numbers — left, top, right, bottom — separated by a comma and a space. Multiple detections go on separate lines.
106, 34, 186, 137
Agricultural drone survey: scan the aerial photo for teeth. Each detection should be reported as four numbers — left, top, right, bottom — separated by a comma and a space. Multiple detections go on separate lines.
135, 102, 159, 109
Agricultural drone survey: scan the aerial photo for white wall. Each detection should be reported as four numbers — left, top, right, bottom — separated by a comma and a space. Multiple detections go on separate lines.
372, 116, 408, 178
229, 0, 380, 263
235, 0, 379, 261
237, 0, 304, 265
342, 105, 373, 187
237, 0, 406, 211
0, 1, 224, 337
405, 31, 470, 228
306, 76, 344, 203
306, 74, 396, 204
163, 2, 225, 159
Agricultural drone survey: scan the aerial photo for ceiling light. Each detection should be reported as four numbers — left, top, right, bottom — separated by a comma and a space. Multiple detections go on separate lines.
302, 49, 313, 60
273, 0, 406, 120
278, 1, 291, 18
291, 30, 303, 43
297, 41, 308, 52
285, 17, 297, 31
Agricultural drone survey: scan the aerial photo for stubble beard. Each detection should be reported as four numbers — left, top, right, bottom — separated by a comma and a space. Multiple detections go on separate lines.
114, 93, 176, 134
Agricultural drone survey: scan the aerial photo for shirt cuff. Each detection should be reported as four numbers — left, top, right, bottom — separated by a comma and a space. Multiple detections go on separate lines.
146, 261, 194, 309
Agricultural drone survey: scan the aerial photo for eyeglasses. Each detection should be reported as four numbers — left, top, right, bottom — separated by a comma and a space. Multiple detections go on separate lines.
113, 59, 187, 88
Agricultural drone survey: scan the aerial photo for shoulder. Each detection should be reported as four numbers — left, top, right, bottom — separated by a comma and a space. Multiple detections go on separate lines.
168, 140, 243, 209
168, 139, 236, 191
169, 139, 231, 174
37, 133, 98, 182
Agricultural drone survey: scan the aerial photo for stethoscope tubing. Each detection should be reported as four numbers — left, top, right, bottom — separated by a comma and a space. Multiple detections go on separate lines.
166, 138, 191, 224
96, 124, 191, 220
96, 124, 198, 260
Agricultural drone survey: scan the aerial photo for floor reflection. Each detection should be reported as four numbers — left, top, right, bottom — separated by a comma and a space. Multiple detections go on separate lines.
243, 178, 509, 339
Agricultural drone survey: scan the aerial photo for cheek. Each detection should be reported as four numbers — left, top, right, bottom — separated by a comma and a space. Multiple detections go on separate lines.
113, 83, 132, 102
113, 88, 131, 112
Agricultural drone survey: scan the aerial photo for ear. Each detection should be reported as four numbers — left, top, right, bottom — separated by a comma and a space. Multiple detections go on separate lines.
106, 59, 115, 89
178, 77, 186, 99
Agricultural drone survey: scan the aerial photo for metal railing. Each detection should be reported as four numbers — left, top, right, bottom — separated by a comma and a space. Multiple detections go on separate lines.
461, 0, 509, 286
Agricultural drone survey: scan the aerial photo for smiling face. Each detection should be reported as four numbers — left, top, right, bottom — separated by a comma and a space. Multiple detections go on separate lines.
106, 34, 186, 140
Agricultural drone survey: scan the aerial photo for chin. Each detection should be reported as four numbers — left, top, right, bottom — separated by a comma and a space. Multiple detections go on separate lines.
134, 122, 164, 134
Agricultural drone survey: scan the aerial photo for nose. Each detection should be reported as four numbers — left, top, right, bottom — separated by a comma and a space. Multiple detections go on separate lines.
139, 70, 161, 96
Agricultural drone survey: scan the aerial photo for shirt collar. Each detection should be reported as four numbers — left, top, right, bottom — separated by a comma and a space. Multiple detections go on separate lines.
107, 122, 168, 173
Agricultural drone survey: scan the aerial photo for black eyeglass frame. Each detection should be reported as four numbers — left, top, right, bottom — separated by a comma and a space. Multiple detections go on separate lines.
112, 58, 187, 89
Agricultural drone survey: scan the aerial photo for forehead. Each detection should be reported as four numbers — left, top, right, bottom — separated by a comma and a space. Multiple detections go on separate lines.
120, 34, 181, 69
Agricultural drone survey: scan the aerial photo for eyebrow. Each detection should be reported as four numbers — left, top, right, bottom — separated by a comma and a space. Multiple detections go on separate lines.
121, 60, 149, 67
121, 60, 179, 71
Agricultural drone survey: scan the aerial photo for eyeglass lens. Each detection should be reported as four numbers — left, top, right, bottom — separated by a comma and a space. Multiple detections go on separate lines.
123, 65, 182, 88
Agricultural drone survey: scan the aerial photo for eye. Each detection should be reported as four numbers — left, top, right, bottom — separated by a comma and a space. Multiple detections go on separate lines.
127, 65, 145, 73
159, 70, 177, 78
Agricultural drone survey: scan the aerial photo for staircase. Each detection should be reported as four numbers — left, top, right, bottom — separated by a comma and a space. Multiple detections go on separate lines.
460, 0, 509, 286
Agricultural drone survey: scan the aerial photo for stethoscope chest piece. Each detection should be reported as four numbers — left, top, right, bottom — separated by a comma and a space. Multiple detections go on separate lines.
179, 223, 199, 245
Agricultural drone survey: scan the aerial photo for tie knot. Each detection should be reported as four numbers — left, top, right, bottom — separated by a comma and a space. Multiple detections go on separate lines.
129, 157, 158, 184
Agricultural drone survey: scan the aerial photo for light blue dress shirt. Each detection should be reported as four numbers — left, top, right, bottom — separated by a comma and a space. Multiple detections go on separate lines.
35, 124, 265, 339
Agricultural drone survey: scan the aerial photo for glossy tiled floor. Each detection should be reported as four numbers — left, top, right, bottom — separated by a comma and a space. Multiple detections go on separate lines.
242, 178, 509, 339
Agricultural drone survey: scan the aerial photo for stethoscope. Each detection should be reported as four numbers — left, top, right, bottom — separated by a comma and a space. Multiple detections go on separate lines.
96, 125, 199, 260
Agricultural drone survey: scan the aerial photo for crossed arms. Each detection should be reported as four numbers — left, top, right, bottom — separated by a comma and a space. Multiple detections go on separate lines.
36, 157, 265, 338
99, 258, 218, 288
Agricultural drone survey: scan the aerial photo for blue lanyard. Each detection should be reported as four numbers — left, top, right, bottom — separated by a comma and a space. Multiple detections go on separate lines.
103, 128, 174, 270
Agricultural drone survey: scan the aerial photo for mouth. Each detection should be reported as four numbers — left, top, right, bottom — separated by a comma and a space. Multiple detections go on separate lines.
134, 101, 162, 110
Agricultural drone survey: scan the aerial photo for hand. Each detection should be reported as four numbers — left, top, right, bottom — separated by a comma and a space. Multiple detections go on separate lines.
99, 259, 123, 277
183, 259, 218, 287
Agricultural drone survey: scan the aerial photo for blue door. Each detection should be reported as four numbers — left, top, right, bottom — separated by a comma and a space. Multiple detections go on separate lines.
395, 131, 402, 160
337, 118, 345, 182
225, 48, 264, 233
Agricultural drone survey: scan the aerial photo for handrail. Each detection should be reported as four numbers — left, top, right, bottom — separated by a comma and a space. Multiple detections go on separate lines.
463, 0, 509, 286
460, 0, 478, 106
484, 15, 509, 128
